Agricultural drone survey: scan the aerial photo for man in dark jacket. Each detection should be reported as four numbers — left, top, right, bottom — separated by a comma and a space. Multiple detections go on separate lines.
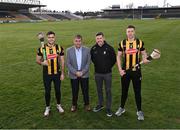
90, 32, 116, 117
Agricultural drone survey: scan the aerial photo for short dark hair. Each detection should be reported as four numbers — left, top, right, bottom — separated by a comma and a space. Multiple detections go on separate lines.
127, 25, 135, 30
74, 34, 82, 40
46, 31, 55, 36
96, 32, 104, 37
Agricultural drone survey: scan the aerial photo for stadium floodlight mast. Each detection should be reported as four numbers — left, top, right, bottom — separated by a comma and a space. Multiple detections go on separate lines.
130, 49, 161, 71
37, 32, 47, 61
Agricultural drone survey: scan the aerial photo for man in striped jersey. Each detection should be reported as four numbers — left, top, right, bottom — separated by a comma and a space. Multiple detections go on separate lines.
115, 25, 150, 121
36, 31, 65, 117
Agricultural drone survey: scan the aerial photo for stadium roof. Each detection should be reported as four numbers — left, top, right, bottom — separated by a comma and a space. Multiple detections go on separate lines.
0, 0, 46, 11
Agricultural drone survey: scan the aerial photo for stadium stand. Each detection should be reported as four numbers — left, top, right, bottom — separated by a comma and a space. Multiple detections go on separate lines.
1, 0, 180, 22
102, 6, 180, 19
63, 12, 83, 20
31, 12, 83, 21
0, 0, 46, 22
33, 13, 57, 21
21, 13, 41, 20
48, 13, 70, 20
0, 0, 83, 23
0, 11, 14, 20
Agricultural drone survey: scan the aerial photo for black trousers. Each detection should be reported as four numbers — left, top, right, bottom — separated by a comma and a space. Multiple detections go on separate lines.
43, 73, 61, 106
71, 78, 89, 106
120, 70, 142, 111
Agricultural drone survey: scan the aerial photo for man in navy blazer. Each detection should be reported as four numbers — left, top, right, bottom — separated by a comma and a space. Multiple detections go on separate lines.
66, 34, 91, 112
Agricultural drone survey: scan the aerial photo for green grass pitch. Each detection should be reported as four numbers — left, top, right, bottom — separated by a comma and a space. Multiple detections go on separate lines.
0, 19, 180, 129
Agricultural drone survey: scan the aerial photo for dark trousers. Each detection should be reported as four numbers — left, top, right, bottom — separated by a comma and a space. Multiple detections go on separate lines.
95, 73, 112, 109
71, 78, 89, 106
120, 70, 142, 111
43, 73, 61, 106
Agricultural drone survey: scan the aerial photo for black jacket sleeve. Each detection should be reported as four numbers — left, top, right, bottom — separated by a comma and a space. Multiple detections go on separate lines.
110, 46, 116, 68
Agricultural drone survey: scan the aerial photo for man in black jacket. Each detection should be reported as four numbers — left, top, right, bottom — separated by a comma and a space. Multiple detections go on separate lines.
90, 32, 116, 117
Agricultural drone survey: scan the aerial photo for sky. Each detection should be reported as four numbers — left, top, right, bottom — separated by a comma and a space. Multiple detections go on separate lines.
41, 0, 180, 12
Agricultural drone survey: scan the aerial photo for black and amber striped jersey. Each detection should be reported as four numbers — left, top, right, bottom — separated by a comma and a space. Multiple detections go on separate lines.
118, 39, 145, 71
37, 43, 64, 75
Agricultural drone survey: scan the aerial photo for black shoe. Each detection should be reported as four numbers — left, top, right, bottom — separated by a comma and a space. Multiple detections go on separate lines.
106, 109, 113, 117
93, 105, 104, 112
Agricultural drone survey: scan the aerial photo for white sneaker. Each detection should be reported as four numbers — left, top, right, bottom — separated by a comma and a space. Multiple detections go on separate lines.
115, 107, 125, 116
57, 104, 64, 113
137, 111, 144, 121
44, 106, 50, 117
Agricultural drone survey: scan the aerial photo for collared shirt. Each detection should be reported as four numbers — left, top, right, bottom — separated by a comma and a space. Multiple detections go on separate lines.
75, 46, 82, 71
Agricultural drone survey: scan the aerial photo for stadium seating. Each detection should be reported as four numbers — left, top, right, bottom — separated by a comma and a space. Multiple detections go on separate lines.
102, 7, 180, 19
1, 1, 180, 22
33, 14, 57, 21
21, 13, 41, 20
47, 14, 70, 20
0, 0, 82, 22
0, 12, 14, 18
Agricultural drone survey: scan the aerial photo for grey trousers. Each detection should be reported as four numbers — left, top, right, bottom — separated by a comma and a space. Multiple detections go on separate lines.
95, 73, 112, 109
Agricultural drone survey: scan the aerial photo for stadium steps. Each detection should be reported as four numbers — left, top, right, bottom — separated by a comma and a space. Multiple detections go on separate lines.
31, 12, 73, 20
47, 13, 71, 20
31, 12, 83, 20
9, 12, 31, 21
21, 13, 41, 20
33, 14, 57, 21
63, 12, 83, 20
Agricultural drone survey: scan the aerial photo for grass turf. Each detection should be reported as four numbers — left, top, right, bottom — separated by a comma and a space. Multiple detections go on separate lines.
0, 19, 180, 129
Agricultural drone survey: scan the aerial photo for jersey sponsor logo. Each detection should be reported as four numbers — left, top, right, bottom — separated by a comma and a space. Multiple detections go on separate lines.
126, 49, 138, 54
47, 54, 57, 59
